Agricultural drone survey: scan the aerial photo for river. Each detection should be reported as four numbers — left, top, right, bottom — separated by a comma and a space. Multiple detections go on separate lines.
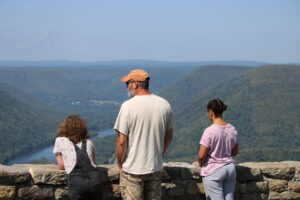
5, 129, 115, 165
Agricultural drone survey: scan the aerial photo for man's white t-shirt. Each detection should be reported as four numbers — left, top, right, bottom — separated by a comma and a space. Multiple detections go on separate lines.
114, 94, 173, 175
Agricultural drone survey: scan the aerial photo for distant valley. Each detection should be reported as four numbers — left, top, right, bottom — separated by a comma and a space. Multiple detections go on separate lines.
0, 64, 196, 164
0, 61, 299, 164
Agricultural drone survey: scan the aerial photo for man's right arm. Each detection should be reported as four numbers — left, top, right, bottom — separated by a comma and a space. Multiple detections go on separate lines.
163, 128, 173, 155
116, 132, 128, 170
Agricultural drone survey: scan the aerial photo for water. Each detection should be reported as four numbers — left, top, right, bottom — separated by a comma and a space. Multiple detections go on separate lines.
5, 129, 115, 165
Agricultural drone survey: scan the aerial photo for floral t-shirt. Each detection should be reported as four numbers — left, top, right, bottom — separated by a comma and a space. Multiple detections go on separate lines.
53, 137, 97, 174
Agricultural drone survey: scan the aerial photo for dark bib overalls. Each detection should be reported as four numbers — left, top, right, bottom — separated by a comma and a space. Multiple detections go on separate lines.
67, 142, 102, 200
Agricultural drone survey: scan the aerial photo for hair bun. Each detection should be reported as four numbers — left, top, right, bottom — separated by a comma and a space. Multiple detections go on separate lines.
223, 104, 227, 112
206, 98, 227, 117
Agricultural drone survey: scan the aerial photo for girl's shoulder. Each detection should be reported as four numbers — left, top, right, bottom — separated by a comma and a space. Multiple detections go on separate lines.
86, 139, 95, 146
204, 124, 217, 132
55, 137, 72, 144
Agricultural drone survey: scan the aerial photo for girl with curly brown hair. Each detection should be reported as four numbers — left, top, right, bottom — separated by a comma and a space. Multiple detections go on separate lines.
53, 115, 101, 200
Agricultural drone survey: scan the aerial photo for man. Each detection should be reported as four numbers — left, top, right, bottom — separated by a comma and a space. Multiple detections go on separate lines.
114, 69, 173, 200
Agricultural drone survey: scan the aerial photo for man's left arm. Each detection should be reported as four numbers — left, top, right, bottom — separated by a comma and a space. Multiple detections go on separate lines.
163, 128, 173, 155
116, 132, 128, 170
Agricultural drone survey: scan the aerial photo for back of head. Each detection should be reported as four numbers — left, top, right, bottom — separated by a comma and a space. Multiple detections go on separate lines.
120, 69, 150, 90
206, 99, 227, 117
56, 115, 89, 143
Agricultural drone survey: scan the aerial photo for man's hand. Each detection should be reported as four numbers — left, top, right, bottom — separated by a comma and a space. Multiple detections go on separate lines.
116, 132, 128, 171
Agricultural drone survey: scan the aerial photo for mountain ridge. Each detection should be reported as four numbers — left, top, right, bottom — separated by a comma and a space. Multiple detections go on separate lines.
0, 60, 268, 67
163, 65, 300, 162
0, 83, 60, 163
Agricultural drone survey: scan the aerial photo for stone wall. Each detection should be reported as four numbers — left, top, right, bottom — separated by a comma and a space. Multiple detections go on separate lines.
0, 161, 299, 200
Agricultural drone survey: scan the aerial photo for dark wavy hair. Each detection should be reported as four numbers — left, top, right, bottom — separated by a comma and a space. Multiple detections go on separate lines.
56, 115, 89, 143
207, 98, 228, 117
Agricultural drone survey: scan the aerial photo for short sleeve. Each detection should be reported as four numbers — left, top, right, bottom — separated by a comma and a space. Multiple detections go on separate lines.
114, 104, 129, 135
88, 140, 96, 155
53, 138, 61, 154
167, 106, 173, 130
86, 139, 97, 166
199, 129, 212, 148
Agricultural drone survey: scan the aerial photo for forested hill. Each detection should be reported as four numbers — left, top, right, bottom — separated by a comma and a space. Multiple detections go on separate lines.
0, 82, 60, 163
161, 65, 300, 162
0, 81, 66, 118
1, 64, 299, 164
0, 66, 194, 105
158, 65, 252, 108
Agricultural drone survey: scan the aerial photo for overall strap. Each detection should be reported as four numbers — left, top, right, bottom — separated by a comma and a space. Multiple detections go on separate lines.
72, 141, 95, 170
69, 140, 101, 186
72, 141, 87, 152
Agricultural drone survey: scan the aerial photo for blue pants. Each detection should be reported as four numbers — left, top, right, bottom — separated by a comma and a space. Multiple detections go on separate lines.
202, 163, 236, 200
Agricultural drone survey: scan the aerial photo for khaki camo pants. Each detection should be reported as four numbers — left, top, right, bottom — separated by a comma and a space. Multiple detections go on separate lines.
120, 171, 162, 200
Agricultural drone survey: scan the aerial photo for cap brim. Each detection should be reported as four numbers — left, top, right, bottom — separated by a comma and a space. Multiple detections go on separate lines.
120, 76, 131, 82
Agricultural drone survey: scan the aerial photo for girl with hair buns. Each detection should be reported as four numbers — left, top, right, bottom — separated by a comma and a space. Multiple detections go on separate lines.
198, 99, 238, 200
53, 115, 101, 200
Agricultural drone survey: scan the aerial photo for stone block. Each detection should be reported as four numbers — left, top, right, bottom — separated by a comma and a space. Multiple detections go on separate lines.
235, 182, 241, 193
180, 167, 194, 180
0, 164, 31, 184
161, 169, 170, 181
162, 182, 185, 197
281, 191, 300, 200
163, 167, 181, 180
179, 194, 206, 200
236, 165, 262, 182
98, 164, 119, 182
295, 165, 300, 181
269, 191, 281, 200
54, 188, 69, 200
0, 186, 16, 200
163, 162, 199, 180
25, 165, 67, 185
237, 193, 268, 200
102, 183, 121, 199
239, 181, 268, 194
239, 162, 297, 180
18, 185, 53, 200
268, 180, 288, 192
288, 181, 300, 192
262, 167, 295, 180
189, 166, 201, 180
186, 181, 205, 195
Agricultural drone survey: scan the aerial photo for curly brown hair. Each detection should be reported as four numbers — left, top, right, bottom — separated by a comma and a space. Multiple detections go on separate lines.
56, 115, 90, 143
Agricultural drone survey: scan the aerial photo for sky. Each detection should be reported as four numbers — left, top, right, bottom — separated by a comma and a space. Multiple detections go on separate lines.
0, 0, 299, 63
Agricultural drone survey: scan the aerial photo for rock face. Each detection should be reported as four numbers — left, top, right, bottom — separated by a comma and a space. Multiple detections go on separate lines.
0, 161, 299, 200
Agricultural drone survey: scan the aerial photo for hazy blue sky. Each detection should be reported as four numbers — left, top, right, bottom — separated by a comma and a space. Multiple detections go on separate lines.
0, 0, 299, 62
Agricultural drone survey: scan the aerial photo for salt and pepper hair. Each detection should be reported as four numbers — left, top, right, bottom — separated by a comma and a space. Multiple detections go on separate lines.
137, 77, 150, 90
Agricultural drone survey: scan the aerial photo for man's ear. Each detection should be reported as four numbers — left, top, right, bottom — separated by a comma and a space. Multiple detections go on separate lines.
133, 82, 139, 89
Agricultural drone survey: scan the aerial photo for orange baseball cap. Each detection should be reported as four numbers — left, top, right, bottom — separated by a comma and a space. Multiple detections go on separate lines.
120, 69, 150, 82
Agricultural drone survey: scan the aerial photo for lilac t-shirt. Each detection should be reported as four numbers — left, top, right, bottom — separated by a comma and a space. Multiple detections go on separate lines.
199, 123, 238, 176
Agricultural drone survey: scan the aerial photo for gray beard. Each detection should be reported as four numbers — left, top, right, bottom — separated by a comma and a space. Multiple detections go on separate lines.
127, 88, 135, 97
